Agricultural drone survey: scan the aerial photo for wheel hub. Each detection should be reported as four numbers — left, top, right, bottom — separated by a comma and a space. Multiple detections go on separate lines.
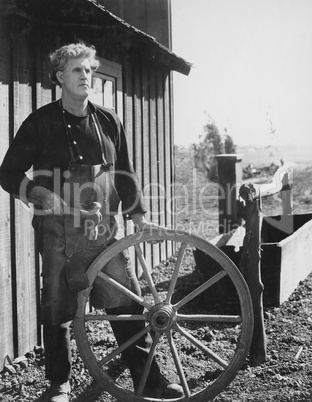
148, 304, 176, 332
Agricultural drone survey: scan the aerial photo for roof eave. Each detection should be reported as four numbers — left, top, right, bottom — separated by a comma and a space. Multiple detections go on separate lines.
87, 0, 192, 76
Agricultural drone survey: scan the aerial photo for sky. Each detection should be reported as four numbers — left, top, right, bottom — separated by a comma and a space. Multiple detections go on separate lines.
171, 0, 312, 147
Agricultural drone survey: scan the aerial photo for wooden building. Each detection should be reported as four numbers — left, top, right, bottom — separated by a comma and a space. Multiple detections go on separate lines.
0, 0, 191, 365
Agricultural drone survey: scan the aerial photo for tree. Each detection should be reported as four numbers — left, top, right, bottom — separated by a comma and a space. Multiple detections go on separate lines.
203, 121, 224, 154
224, 130, 236, 154
193, 117, 236, 180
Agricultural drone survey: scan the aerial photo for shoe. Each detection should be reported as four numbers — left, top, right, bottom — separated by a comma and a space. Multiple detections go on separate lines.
48, 381, 71, 402
142, 375, 184, 399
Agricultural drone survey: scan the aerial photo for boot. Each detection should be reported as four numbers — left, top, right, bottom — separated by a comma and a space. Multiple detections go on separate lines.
141, 374, 184, 398
106, 305, 184, 398
48, 381, 71, 401
43, 322, 72, 382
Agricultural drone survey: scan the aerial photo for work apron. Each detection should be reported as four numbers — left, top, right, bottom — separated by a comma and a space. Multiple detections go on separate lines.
38, 108, 139, 325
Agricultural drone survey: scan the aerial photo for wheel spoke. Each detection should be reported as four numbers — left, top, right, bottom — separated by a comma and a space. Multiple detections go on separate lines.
98, 271, 151, 309
177, 314, 242, 323
165, 242, 187, 303
173, 270, 227, 310
176, 324, 228, 368
85, 314, 147, 322
136, 332, 161, 397
166, 329, 191, 397
134, 244, 162, 304
74, 228, 254, 402
98, 325, 151, 367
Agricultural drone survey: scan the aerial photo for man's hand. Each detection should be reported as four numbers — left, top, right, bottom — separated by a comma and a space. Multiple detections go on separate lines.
131, 213, 162, 244
28, 186, 67, 215
41, 192, 67, 215
131, 213, 157, 231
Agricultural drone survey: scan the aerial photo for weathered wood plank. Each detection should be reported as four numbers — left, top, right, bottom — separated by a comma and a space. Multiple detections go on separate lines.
131, 61, 146, 274
0, 18, 14, 365
279, 218, 312, 303
123, 59, 134, 162
156, 69, 167, 261
141, 63, 152, 265
148, 64, 160, 266
258, 164, 293, 200
97, 0, 126, 21
124, 0, 146, 34
101, 0, 171, 48
239, 185, 267, 366
12, 30, 38, 357
146, 0, 171, 48
163, 71, 174, 256
123, 58, 135, 238
36, 40, 53, 108
133, 62, 143, 202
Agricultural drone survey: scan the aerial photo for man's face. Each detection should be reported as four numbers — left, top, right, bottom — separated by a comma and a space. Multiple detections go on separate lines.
57, 57, 93, 101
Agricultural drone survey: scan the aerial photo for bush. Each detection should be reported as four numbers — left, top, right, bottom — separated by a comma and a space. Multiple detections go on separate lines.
193, 120, 236, 180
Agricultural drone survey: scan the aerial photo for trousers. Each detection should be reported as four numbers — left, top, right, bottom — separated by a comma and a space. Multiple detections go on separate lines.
38, 217, 160, 388
43, 305, 161, 389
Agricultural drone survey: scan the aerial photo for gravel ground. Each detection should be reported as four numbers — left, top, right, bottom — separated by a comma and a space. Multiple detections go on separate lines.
1, 271, 312, 402
1, 149, 312, 402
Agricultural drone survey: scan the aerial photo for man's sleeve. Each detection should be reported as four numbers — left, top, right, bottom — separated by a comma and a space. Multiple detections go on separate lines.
0, 118, 37, 200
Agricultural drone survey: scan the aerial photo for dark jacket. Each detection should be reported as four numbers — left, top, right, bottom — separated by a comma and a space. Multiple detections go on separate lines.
0, 100, 147, 217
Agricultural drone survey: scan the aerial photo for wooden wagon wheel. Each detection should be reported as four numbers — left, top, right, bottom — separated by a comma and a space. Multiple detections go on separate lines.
74, 227, 254, 401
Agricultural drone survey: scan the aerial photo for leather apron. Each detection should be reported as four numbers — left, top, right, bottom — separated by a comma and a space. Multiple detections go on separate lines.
38, 106, 137, 325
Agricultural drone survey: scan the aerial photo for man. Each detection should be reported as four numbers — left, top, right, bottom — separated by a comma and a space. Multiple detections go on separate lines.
0, 43, 183, 402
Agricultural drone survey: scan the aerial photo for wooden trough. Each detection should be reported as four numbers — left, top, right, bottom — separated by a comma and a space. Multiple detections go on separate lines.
194, 156, 312, 365
195, 212, 312, 307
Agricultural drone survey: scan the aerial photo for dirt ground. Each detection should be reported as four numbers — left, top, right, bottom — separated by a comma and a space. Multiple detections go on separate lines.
1, 147, 312, 402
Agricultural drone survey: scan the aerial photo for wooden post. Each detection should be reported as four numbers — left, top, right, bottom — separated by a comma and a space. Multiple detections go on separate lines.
239, 184, 267, 366
281, 171, 293, 215
237, 165, 293, 365
215, 154, 243, 234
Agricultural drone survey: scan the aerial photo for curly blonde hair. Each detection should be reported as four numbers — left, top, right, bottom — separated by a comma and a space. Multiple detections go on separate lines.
49, 43, 100, 86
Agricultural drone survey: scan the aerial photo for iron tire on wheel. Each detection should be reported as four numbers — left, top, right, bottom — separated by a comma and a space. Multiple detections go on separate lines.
74, 227, 254, 401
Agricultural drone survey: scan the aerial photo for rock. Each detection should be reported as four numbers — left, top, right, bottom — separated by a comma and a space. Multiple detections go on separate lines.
25, 351, 35, 359
13, 356, 29, 369
38, 356, 45, 367
34, 346, 44, 356
3, 364, 16, 375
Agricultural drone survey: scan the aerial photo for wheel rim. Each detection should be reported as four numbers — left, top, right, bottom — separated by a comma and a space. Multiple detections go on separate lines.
74, 228, 254, 402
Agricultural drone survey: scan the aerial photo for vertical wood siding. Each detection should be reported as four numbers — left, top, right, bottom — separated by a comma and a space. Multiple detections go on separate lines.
122, 57, 175, 267
141, 63, 153, 265
11, 20, 38, 358
0, 18, 14, 363
156, 69, 168, 261
0, 18, 176, 366
164, 72, 175, 256
98, 0, 171, 48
